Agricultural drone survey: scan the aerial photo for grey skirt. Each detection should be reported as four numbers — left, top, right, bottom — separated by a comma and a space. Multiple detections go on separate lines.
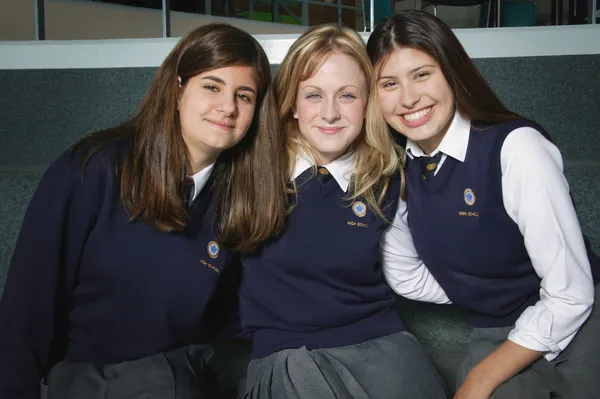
44, 344, 217, 399
457, 283, 600, 399
241, 331, 449, 399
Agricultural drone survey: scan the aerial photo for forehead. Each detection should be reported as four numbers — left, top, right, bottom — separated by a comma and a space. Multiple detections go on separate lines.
197, 65, 257, 88
300, 53, 367, 88
379, 47, 438, 76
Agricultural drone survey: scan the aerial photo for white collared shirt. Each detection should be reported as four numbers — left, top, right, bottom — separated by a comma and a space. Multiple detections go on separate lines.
383, 111, 595, 361
189, 163, 215, 202
291, 150, 355, 192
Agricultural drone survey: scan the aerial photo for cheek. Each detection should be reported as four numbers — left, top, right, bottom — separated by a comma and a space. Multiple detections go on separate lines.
428, 78, 452, 103
178, 105, 195, 133
377, 92, 395, 116
344, 103, 366, 125
430, 81, 454, 118
179, 94, 209, 123
295, 103, 318, 126
237, 106, 256, 133
178, 96, 190, 121
442, 85, 454, 107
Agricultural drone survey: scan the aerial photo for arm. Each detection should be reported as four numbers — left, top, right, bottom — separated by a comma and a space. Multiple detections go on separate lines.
455, 127, 595, 398
380, 199, 452, 304
201, 256, 251, 341
0, 151, 102, 398
454, 341, 543, 399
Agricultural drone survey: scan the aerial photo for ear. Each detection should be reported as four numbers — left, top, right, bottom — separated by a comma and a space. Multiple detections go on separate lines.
292, 105, 298, 120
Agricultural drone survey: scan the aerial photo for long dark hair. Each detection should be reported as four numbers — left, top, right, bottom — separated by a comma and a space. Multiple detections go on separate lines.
366, 11, 529, 128
72, 23, 287, 253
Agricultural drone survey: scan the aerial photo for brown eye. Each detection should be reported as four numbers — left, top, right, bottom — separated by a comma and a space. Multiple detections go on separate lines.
237, 93, 252, 103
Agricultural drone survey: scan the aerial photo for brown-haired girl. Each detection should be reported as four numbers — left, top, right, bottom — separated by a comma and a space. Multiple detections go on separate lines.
0, 23, 286, 398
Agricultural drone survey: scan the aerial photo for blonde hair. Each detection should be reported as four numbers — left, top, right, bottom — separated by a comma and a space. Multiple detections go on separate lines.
274, 23, 405, 220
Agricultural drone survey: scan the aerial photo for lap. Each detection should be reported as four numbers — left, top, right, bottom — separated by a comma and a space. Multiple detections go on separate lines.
457, 326, 557, 399
553, 283, 600, 398
46, 344, 217, 399
242, 331, 449, 399
458, 284, 600, 399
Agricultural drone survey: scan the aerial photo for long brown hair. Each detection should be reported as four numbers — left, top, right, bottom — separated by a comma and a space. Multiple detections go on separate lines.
366, 11, 529, 128
275, 23, 402, 219
73, 23, 287, 253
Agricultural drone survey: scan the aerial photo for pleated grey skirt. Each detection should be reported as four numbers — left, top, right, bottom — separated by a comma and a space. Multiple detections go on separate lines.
241, 331, 449, 399
44, 344, 217, 399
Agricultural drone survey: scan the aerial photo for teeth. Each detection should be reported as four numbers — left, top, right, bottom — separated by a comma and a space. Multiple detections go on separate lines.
404, 107, 431, 122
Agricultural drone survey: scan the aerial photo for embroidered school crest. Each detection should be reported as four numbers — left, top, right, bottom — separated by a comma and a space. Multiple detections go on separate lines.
207, 241, 220, 259
352, 201, 367, 217
464, 189, 476, 206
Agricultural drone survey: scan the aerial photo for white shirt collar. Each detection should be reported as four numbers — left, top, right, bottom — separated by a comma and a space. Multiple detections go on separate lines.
190, 163, 215, 201
291, 150, 355, 193
406, 111, 471, 162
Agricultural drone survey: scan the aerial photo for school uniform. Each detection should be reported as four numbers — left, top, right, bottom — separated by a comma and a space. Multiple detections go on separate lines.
391, 111, 600, 398
0, 140, 233, 399
238, 151, 448, 399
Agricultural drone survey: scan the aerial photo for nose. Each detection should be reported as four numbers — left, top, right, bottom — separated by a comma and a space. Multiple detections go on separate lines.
400, 82, 420, 109
218, 94, 237, 116
320, 97, 340, 123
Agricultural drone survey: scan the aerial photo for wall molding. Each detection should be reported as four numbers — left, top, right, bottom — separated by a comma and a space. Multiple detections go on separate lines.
1, 25, 599, 69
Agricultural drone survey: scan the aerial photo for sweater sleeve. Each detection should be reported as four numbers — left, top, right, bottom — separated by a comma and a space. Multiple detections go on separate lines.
0, 150, 105, 398
201, 256, 251, 341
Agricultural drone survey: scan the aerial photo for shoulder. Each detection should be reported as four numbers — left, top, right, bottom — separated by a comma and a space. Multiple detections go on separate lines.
74, 137, 132, 178
479, 119, 551, 143
501, 126, 562, 173
42, 138, 130, 197
470, 120, 552, 159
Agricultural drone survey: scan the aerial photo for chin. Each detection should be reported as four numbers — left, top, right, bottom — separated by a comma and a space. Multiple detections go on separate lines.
209, 139, 236, 150
316, 150, 345, 163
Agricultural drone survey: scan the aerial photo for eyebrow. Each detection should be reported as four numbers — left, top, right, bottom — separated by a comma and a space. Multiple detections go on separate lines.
301, 84, 361, 91
378, 64, 437, 81
201, 76, 257, 94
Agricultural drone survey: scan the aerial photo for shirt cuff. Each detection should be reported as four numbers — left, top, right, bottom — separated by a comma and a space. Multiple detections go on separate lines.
507, 305, 564, 361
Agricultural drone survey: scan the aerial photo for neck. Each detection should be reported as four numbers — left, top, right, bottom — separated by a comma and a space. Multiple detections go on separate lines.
187, 149, 219, 175
416, 119, 454, 156
312, 147, 351, 166
417, 138, 441, 156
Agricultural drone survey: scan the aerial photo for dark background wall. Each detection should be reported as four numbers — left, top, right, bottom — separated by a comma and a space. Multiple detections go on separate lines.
1, 55, 600, 290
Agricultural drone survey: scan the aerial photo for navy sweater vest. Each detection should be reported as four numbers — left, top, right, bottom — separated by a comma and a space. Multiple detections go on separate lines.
0, 141, 232, 398
240, 169, 404, 359
406, 120, 600, 328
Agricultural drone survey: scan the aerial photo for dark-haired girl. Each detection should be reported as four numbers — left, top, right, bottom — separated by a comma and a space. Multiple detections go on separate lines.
368, 10, 600, 399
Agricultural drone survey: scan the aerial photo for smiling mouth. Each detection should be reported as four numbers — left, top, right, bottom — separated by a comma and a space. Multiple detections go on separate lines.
317, 127, 343, 134
207, 119, 235, 130
403, 106, 432, 122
